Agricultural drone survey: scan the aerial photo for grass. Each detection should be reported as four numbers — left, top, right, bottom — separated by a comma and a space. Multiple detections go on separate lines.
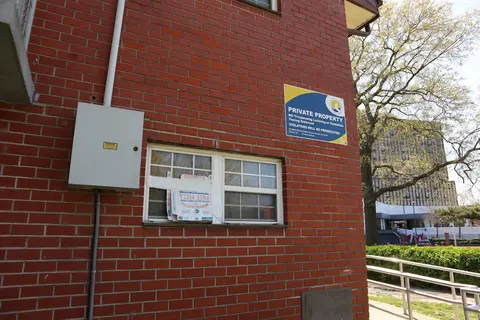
369, 294, 476, 320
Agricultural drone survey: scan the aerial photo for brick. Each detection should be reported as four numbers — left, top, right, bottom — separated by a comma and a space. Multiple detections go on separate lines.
115, 303, 142, 314
17, 178, 49, 190
54, 284, 85, 296
141, 280, 167, 291
24, 261, 57, 272
38, 296, 70, 308
1, 298, 37, 312
27, 237, 60, 248
53, 307, 85, 319
117, 259, 143, 270
38, 272, 71, 284
3, 166, 36, 178
7, 249, 41, 260
11, 224, 45, 235
1, 237, 27, 247
169, 299, 193, 310
0, 287, 20, 299
18, 310, 53, 320
3, 274, 37, 286
10, 122, 41, 135
143, 301, 169, 312
130, 270, 156, 280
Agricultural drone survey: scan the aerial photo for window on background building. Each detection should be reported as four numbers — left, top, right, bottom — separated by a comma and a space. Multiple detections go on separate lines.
243, 0, 278, 11
144, 145, 283, 225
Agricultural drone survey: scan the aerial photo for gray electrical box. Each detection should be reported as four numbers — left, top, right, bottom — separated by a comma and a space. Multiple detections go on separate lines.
68, 102, 144, 191
302, 288, 352, 320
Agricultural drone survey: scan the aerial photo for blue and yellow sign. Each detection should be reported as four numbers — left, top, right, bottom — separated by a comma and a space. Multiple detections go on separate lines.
284, 84, 347, 145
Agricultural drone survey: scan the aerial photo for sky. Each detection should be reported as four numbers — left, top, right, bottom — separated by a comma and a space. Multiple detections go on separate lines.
450, 0, 480, 204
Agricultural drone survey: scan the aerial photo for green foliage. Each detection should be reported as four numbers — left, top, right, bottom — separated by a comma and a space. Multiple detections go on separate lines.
434, 204, 480, 226
366, 246, 480, 287
430, 238, 480, 245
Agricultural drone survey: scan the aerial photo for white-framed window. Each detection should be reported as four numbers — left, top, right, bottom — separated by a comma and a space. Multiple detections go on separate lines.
143, 145, 284, 225
242, 0, 278, 11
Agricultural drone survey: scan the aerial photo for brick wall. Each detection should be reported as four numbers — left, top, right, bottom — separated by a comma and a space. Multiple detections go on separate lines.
0, 0, 368, 319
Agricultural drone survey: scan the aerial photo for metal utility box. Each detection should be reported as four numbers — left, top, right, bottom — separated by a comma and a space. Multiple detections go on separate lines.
302, 288, 352, 320
69, 102, 144, 191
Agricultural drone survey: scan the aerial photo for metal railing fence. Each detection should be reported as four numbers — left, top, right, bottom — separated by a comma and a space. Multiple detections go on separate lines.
367, 255, 480, 320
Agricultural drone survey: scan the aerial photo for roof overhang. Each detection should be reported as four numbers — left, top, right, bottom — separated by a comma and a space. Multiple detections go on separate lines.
345, 0, 382, 31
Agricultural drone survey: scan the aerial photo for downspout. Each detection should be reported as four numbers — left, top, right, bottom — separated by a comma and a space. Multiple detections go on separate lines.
104, 0, 126, 108
348, 23, 371, 37
87, 191, 101, 320
87, 1, 126, 319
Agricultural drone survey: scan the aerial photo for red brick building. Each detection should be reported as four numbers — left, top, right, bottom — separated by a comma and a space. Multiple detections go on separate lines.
0, 0, 381, 319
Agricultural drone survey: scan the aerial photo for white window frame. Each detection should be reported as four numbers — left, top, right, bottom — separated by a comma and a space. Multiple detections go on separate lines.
143, 144, 284, 225
271, 0, 278, 11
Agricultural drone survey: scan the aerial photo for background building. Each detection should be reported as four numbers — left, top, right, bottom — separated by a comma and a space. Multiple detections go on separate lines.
372, 120, 458, 232
373, 121, 458, 207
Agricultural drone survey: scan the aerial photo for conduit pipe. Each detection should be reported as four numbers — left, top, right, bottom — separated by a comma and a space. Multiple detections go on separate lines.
87, 1, 126, 319
104, 0, 126, 108
87, 191, 101, 320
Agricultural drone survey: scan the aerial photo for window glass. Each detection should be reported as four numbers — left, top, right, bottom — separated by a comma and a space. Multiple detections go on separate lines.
245, 0, 270, 9
243, 161, 259, 174
148, 188, 167, 218
195, 156, 211, 170
225, 159, 241, 173
225, 159, 277, 188
150, 166, 169, 177
173, 153, 193, 168
225, 173, 241, 186
151, 151, 171, 166
243, 175, 259, 188
260, 163, 275, 176
225, 192, 277, 221
150, 152, 212, 180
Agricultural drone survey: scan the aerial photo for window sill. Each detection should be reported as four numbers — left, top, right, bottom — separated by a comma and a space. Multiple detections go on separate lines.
236, 0, 281, 16
143, 220, 287, 228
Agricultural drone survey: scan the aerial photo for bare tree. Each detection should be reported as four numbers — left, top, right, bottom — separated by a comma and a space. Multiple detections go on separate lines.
350, 0, 480, 244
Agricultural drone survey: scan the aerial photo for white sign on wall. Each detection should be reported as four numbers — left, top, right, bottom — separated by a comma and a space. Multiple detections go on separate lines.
171, 190, 214, 222
170, 174, 214, 222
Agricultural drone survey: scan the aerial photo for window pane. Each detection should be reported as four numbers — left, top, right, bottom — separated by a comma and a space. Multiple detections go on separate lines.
225, 159, 241, 172
225, 192, 240, 205
241, 193, 258, 206
150, 166, 169, 177
150, 188, 166, 201
148, 201, 167, 218
260, 207, 276, 220
245, 0, 270, 8
173, 168, 193, 178
260, 163, 276, 176
259, 194, 275, 206
225, 206, 241, 219
224, 192, 277, 222
225, 173, 241, 186
261, 177, 276, 189
151, 151, 171, 166
243, 161, 259, 174
173, 153, 193, 168
242, 207, 258, 220
195, 156, 211, 170
243, 175, 259, 188
194, 170, 211, 177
